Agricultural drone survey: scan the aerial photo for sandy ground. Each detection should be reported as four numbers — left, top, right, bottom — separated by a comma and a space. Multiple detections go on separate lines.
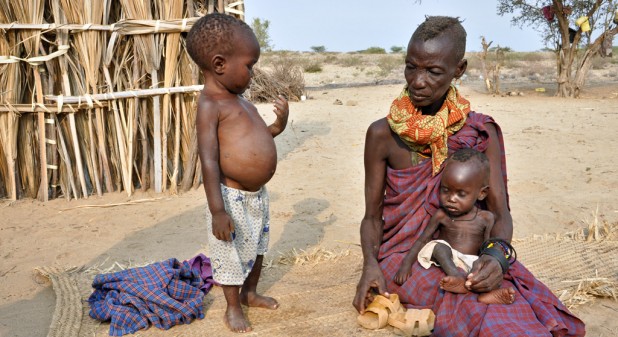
1, 79, 618, 336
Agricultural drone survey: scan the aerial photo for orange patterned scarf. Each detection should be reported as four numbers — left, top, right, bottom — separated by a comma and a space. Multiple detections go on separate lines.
387, 85, 470, 175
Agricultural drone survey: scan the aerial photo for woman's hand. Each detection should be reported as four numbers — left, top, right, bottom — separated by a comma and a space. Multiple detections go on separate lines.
465, 254, 503, 292
353, 263, 388, 313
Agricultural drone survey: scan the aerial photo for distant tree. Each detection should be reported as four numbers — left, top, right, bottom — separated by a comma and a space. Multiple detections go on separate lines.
311, 45, 326, 53
360, 46, 387, 54
251, 18, 273, 51
497, 0, 618, 97
390, 46, 404, 53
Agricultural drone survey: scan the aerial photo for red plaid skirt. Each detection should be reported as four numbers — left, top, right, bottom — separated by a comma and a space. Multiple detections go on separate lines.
379, 112, 585, 336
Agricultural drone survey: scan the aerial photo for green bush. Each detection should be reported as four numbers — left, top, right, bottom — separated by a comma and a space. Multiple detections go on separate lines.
311, 45, 326, 53
359, 46, 387, 54
303, 63, 323, 73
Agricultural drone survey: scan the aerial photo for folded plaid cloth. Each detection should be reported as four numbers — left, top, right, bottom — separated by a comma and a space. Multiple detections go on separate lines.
88, 258, 205, 336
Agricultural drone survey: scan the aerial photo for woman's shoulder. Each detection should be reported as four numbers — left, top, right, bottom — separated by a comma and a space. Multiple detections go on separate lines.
366, 117, 392, 139
467, 111, 495, 124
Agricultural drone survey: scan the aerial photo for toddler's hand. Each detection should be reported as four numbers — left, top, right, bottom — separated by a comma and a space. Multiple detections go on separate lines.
269, 95, 289, 136
212, 211, 235, 242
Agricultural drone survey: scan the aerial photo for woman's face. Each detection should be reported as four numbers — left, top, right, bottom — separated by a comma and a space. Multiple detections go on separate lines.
404, 34, 466, 113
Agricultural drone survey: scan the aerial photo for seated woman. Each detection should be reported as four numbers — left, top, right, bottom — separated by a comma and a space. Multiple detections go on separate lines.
352, 16, 585, 336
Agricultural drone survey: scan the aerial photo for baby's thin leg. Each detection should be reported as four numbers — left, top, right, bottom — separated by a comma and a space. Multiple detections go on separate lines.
240, 255, 279, 309
431, 243, 461, 277
433, 243, 469, 294
478, 287, 516, 305
222, 285, 252, 333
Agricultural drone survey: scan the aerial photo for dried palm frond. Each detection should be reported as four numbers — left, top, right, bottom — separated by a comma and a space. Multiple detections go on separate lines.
60, 0, 111, 195
0, 0, 244, 201
121, 0, 163, 193
158, 0, 185, 193
0, 2, 22, 200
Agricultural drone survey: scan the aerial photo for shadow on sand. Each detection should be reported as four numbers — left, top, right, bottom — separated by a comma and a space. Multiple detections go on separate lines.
0, 119, 335, 337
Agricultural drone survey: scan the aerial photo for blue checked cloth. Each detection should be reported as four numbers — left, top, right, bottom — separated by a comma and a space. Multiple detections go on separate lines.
88, 258, 205, 336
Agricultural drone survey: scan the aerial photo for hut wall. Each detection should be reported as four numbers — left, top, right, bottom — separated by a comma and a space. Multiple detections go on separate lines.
0, 0, 245, 201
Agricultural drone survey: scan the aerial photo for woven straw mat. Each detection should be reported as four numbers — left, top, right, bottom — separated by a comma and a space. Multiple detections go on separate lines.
37, 238, 618, 337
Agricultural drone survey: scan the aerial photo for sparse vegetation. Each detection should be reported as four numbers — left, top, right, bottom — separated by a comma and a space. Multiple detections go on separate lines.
390, 46, 404, 53
337, 55, 363, 67
376, 55, 402, 77
358, 46, 387, 54
311, 45, 326, 53
303, 62, 323, 73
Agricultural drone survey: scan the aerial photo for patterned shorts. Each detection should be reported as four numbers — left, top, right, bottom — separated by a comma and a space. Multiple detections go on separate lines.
206, 184, 270, 285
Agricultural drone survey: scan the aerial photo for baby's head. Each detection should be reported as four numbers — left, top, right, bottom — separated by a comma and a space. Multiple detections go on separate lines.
187, 13, 257, 71
439, 148, 490, 216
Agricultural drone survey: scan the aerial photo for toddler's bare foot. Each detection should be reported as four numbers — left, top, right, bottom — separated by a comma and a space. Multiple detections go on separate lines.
225, 305, 252, 333
241, 291, 279, 310
440, 276, 469, 294
478, 287, 515, 305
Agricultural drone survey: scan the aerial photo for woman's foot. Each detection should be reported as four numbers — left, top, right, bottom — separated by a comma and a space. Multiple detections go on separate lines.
225, 305, 252, 333
478, 287, 516, 305
439, 276, 469, 294
240, 291, 279, 309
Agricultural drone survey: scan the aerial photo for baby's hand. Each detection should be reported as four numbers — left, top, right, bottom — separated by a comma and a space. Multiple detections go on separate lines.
394, 264, 412, 285
269, 95, 289, 136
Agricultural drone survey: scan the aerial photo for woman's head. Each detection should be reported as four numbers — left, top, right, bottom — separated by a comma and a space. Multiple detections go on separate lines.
405, 16, 467, 112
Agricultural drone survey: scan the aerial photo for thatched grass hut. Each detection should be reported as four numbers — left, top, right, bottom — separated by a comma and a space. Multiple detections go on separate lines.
0, 0, 245, 201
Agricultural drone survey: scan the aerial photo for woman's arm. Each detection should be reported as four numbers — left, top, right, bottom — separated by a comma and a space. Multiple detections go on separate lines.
353, 120, 390, 313
466, 123, 513, 292
483, 123, 513, 241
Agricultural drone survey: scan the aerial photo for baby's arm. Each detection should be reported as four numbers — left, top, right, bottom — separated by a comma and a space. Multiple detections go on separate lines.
196, 99, 234, 242
268, 95, 289, 137
394, 209, 444, 285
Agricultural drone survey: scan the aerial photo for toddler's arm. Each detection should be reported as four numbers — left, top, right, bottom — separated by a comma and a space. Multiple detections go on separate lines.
268, 95, 289, 137
196, 99, 234, 241
394, 210, 443, 285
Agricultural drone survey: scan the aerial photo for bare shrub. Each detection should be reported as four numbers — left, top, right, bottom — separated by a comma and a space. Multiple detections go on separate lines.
465, 54, 482, 74
590, 56, 612, 70
323, 55, 338, 64
376, 55, 402, 77
337, 55, 363, 67
248, 62, 305, 103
